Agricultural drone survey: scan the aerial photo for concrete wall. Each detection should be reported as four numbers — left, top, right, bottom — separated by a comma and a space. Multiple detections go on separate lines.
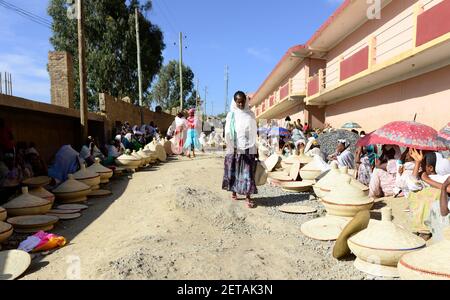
48, 51, 75, 109
99, 93, 174, 140
0, 94, 104, 163
324, 64, 450, 132
0, 92, 174, 163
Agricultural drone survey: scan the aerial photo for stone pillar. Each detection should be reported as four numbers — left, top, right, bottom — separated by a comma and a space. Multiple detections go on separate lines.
48, 51, 75, 109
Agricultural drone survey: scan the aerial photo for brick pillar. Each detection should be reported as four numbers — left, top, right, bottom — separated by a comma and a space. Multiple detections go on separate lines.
48, 51, 75, 109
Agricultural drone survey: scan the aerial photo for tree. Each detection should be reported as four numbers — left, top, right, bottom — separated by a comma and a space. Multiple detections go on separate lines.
216, 112, 227, 120
48, 0, 165, 110
149, 60, 197, 111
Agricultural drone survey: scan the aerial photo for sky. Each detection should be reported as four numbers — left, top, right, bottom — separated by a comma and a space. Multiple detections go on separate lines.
0, 0, 343, 115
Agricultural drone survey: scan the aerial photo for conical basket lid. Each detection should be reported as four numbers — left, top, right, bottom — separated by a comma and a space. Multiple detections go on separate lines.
398, 229, 450, 278
29, 187, 54, 200
131, 151, 144, 160
340, 167, 369, 191
301, 216, 351, 241
147, 140, 158, 152
155, 144, 167, 161
315, 162, 340, 189
349, 207, 426, 251
73, 164, 100, 180
164, 140, 173, 155
137, 149, 150, 158
322, 177, 372, 205
285, 154, 313, 165
0, 221, 12, 234
116, 153, 139, 161
22, 176, 51, 187
52, 175, 91, 194
87, 158, 113, 174
0, 250, 31, 280
289, 162, 301, 180
7, 215, 59, 228
263, 154, 281, 172
301, 159, 322, 171
3, 187, 51, 209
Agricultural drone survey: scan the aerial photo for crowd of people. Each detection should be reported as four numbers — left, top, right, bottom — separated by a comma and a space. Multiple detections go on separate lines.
0, 118, 48, 202
221, 91, 449, 242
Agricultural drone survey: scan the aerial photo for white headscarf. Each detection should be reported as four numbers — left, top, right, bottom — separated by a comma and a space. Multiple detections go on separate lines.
225, 98, 257, 153
435, 152, 450, 176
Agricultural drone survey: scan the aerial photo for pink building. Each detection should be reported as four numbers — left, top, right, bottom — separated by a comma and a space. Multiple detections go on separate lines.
251, 0, 450, 132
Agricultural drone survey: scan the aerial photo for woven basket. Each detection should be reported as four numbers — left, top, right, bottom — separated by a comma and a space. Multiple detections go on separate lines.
7, 215, 59, 229
398, 228, 450, 280
321, 177, 373, 217
87, 158, 113, 184
348, 207, 426, 267
0, 207, 6, 222
53, 175, 91, 203
0, 250, 31, 280
0, 221, 13, 243
3, 187, 52, 216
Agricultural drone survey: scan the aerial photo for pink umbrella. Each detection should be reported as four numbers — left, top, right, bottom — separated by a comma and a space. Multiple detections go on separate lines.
438, 122, 450, 145
356, 121, 448, 151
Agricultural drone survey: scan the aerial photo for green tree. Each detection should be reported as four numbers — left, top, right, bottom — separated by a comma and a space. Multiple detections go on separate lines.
48, 0, 165, 110
149, 60, 197, 110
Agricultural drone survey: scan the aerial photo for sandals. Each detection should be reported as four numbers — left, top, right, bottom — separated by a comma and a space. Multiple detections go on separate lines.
231, 193, 238, 201
246, 199, 257, 209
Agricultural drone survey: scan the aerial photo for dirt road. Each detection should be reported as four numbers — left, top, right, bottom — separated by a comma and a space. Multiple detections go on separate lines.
19, 153, 397, 280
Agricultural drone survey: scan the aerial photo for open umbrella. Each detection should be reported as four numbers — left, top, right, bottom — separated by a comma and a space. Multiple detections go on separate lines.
318, 129, 360, 159
269, 127, 290, 137
438, 122, 450, 146
342, 122, 362, 129
356, 121, 447, 151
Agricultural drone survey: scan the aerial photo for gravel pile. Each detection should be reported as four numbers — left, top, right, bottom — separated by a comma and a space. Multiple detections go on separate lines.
317, 130, 360, 159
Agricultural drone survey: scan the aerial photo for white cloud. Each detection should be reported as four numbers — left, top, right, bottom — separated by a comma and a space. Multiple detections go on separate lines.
0, 52, 50, 102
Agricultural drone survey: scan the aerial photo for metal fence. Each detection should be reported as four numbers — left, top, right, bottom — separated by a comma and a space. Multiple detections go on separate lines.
0, 72, 13, 95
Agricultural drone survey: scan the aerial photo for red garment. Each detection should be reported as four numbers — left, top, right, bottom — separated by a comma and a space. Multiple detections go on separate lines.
303, 125, 309, 132
186, 116, 196, 129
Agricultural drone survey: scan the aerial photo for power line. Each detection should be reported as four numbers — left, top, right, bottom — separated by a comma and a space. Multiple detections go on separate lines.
153, 0, 178, 39
159, 0, 180, 33
0, 0, 52, 29
0, 0, 51, 24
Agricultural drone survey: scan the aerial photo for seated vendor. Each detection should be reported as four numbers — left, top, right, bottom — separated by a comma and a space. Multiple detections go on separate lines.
408, 150, 450, 240
368, 146, 397, 198
80, 136, 105, 166
304, 138, 324, 159
25, 144, 47, 176
289, 123, 306, 149
355, 145, 377, 186
328, 139, 355, 169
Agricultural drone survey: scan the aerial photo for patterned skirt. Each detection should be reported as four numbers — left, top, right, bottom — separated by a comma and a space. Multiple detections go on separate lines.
222, 150, 258, 195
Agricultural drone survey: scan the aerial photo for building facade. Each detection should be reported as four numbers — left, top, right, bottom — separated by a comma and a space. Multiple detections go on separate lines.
251, 0, 450, 132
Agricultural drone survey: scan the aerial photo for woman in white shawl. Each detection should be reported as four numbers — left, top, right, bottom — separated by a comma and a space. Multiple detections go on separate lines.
171, 112, 187, 155
222, 91, 258, 208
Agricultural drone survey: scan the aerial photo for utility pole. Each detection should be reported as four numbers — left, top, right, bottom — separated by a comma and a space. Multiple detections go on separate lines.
135, 6, 144, 125
179, 32, 183, 112
204, 86, 208, 120
135, 7, 143, 107
196, 78, 200, 110
78, 0, 88, 142
224, 65, 229, 114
